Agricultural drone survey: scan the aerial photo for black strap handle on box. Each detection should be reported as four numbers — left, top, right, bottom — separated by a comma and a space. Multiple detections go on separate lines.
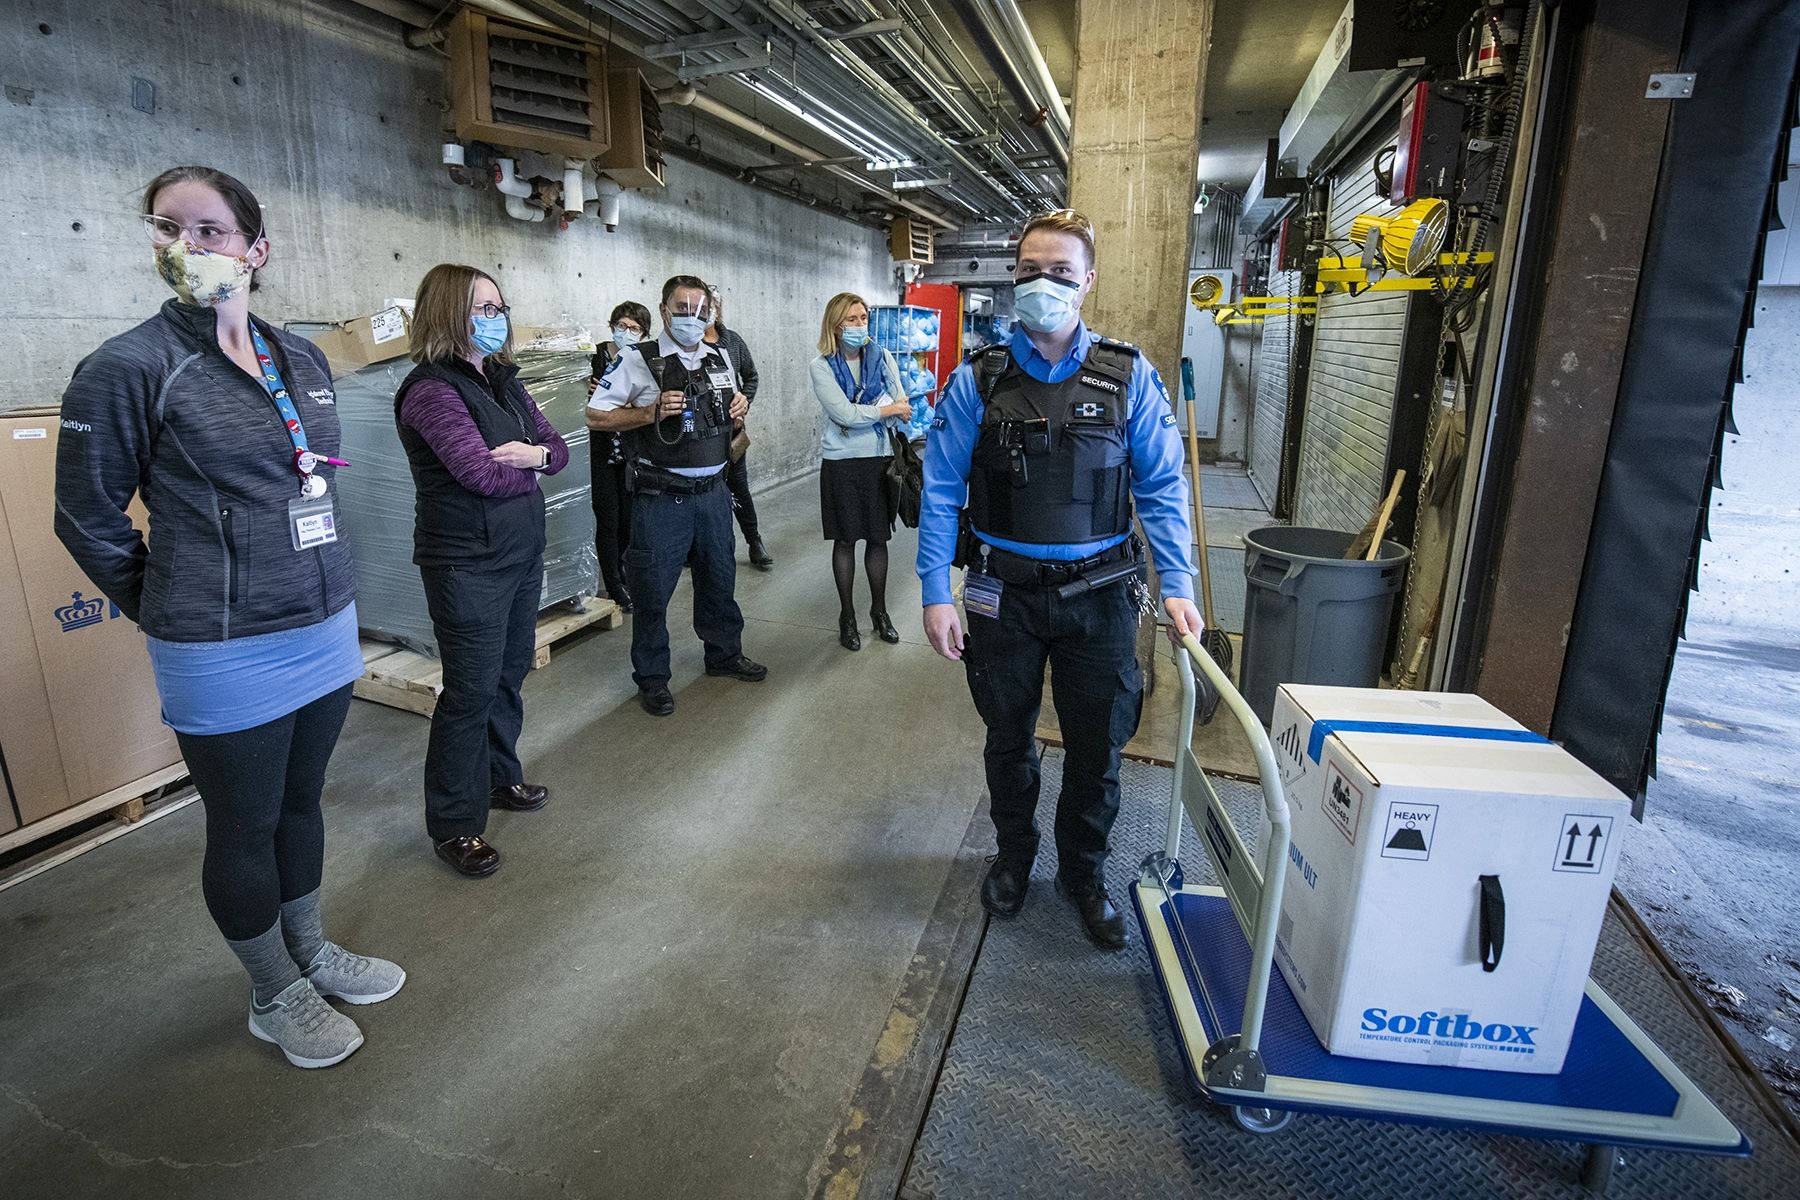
1478, 874, 1506, 972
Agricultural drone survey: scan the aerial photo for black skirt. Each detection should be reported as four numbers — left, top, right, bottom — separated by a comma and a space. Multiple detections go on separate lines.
820, 455, 893, 543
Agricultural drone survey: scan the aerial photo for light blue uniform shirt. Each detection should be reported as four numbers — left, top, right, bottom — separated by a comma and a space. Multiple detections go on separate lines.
916, 321, 1196, 608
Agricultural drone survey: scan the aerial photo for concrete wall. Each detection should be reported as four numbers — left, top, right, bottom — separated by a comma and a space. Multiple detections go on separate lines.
0, 0, 892, 489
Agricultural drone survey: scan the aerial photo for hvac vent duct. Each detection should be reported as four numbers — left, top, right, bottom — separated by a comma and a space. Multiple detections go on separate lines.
448, 9, 611, 160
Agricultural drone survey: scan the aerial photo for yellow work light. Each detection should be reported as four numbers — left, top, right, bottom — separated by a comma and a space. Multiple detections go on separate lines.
1348, 197, 1449, 277
1190, 273, 1222, 308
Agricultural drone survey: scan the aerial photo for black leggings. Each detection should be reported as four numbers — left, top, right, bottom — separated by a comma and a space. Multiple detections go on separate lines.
174, 684, 353, 941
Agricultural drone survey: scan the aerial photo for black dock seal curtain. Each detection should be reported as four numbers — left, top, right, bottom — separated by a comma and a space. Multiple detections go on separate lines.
1551, 2, 1800, 809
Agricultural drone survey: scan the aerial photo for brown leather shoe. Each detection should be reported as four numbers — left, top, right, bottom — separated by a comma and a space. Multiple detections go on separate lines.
490, 783, 548, 812
434, 835, 500, 877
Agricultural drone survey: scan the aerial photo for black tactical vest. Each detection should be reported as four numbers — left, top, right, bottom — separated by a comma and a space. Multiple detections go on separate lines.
964, 339, 1137, 543
394, 359, 547, 569
628, 342, 735, 471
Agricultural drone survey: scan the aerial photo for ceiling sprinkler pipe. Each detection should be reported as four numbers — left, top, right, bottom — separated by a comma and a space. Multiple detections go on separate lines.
984, 0, 1071, 141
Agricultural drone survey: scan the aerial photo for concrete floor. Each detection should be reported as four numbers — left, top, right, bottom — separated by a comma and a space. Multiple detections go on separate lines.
1615, 286, 1800, 1121
0, 479, 988, 1198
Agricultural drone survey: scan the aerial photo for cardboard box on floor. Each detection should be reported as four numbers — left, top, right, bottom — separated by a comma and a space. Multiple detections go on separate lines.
1267, 684, 1632, 1075
305, 307, 412, 377
0, 410, 182, 829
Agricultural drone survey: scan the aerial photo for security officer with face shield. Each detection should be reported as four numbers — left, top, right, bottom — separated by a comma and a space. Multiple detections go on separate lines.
918, 210, 1201, 950
587, 274, 767, 717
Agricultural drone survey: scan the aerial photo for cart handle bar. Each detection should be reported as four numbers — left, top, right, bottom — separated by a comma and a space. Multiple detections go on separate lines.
1178, 633, 1290, 833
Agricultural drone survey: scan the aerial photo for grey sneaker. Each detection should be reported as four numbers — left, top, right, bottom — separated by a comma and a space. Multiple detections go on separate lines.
248, 977, 364, 1068
304, 942, 407, 1005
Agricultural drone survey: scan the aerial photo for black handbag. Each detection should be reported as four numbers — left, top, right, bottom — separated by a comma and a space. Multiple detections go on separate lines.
885, 428, 924, 529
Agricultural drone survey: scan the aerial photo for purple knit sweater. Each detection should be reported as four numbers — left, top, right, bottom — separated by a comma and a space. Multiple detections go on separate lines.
397, 378, 569, 498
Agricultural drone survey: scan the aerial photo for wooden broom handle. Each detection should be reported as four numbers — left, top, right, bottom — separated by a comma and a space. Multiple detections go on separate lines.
1183, 394, 1218, 627
1365, 470, 1406, 561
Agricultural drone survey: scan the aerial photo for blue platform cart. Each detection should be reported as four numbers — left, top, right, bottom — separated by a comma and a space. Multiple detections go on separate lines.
1131, 636, 1751, 1191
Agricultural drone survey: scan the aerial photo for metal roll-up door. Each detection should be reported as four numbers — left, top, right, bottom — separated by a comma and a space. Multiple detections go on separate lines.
1293, 143, 1412, 532
1247, 266, 1301, 511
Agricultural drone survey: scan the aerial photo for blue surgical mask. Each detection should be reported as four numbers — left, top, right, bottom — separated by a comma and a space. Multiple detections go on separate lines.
840, 325, 871, 348
668, 314, 708, 346
611, 325, 640, 346
1013, 273, 1083, 333
471, 313, 509, 355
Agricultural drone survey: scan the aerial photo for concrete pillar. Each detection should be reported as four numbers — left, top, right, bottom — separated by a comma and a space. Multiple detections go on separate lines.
1067, 0, 1212, 373
1067, 0, 1212, 682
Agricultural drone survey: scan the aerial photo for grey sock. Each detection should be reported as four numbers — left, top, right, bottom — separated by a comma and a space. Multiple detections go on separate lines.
279, 889, 326, 968
227, 921, 304, 1008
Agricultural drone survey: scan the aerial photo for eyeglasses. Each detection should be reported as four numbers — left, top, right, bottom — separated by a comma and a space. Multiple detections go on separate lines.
141, 214, 255, 253
470, 303, 512, 319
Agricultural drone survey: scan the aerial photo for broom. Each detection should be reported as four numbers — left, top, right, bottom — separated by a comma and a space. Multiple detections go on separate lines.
1181, 362, 1234, 674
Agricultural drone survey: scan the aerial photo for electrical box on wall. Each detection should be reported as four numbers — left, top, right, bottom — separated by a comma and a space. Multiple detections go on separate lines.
447, 9, 611, 160
889, 216, 935, 265
594, 68, 665, 189
1392, 80, 1465, 202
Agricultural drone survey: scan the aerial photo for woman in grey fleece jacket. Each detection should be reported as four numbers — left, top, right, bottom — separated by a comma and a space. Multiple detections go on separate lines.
53, 166, 402, 1070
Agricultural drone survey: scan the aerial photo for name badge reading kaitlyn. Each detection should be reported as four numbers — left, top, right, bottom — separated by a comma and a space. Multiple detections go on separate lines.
963, 571, 1003, 619
289, 495, 339, 551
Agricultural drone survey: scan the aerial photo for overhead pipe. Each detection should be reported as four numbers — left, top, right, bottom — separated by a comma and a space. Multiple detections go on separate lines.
494, 157, 545, 222
709, 0, 1026, 214
946, 1, 1068, 169
982, 0, 1071, 141
688, 93, 956, 229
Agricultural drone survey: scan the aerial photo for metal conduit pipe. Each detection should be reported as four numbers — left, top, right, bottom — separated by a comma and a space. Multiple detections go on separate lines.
836, 0, 986, 137
520, 0, 1004, 218
982, 0, 1071, 141
688, 93, 957, 229
719, 0, 1027, 213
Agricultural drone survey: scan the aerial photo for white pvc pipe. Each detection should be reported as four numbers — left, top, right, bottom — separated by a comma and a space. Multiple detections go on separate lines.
494, 158, 531, 197
562, 160, 586, 219
593, 179, 623, 231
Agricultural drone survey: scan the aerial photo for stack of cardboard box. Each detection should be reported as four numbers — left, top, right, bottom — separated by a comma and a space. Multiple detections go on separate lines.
0, 410, 184, 844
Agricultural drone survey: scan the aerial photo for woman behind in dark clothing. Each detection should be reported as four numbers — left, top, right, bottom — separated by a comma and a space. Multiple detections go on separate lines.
394, 264, 569, 878
54, 165, 402, 1070
703, 286, 774, 571
589, 300, 651, 611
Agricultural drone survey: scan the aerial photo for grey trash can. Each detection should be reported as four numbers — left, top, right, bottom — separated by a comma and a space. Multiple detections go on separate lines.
1238, 527, 1410, 727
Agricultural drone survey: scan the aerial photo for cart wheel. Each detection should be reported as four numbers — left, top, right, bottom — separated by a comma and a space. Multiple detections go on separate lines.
1232, 1105, 1293, 1135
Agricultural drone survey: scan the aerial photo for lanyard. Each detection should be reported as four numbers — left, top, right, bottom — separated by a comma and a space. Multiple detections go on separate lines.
249, 324, 308, 469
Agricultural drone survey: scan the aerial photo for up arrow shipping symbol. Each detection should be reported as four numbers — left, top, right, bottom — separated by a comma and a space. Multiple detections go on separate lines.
1554, 813, 1614, 873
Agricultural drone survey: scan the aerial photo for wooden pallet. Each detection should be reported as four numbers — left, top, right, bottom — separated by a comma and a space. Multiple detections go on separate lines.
353, 596, 622, 717
0, 762, 197, 894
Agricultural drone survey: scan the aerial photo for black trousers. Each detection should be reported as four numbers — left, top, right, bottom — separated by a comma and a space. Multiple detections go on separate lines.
419, 554, 542, 839
962, 577, 1145, 885
175, 684, 353, 941
725, 450, 760, 542
591, 452, 633, 600
623, 481, 744, 688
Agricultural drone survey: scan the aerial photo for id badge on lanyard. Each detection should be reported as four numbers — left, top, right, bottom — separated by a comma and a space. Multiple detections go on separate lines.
962, 546, 1003, 619
288, 493, 339, 550
249, 325, 346, 541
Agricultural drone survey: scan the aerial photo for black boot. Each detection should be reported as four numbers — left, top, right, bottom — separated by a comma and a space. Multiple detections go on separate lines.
838, 611, 861, 651
980, 855, 1032, 918
747, 537, 774, 571
869, 609, 899, 643
1055, 873, 1127, 950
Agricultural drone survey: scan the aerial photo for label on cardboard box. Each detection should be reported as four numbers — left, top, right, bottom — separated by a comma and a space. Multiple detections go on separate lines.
13, 428, 47, 439
368, 307, 407, 344
1269, 684, 1632, 1075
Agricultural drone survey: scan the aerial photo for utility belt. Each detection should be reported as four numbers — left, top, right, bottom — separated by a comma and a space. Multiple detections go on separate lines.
965, 530, 1144, 596
627, 462, 724, 496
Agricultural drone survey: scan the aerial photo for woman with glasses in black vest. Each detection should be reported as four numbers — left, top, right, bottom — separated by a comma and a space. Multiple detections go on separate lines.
394, 264, 569, 878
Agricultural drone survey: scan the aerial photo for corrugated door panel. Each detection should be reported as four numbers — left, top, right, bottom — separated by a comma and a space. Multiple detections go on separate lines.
1293, 141, 1411, 531
1247, 266, 1301, 509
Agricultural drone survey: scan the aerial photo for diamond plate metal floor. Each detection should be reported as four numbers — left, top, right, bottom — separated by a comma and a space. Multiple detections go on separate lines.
900, 753, 1799, 1199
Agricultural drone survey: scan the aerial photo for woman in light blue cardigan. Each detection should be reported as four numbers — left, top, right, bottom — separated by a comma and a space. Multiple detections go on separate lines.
809, 291, 913, 650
